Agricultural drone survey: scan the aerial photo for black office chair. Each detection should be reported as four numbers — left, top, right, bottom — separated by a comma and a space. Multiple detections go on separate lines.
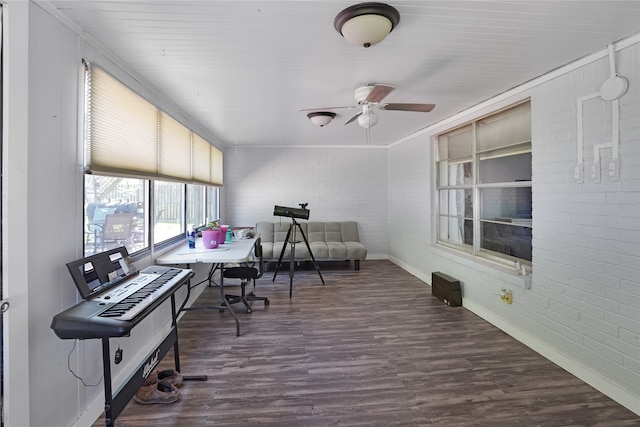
222, 237, 270, 313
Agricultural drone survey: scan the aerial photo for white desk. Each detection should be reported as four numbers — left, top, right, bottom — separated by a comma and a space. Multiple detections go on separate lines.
156, 237, 257, 336
156, 237, 256, 265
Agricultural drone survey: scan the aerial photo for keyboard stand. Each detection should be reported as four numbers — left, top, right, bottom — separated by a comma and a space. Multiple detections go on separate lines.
101, 280, 206, 427
52, 247, 209, 426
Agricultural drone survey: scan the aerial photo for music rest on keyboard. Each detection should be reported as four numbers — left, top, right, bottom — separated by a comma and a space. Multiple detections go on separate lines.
51, 265, 193, 340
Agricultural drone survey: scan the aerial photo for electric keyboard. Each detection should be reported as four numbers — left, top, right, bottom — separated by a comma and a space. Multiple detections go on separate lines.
52, 247, 199, 427
51, 265, 193, 340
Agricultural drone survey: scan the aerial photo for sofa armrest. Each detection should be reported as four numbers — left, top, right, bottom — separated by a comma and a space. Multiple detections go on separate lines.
340, 222, 360, 242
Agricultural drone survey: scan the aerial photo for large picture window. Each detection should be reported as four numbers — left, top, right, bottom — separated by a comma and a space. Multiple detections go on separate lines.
437, 101, 532, 264
83, 176, 218, 257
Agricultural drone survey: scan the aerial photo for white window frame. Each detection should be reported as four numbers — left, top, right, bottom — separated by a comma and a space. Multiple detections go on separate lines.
436, 101, 532, 267
83, 175, 219, 258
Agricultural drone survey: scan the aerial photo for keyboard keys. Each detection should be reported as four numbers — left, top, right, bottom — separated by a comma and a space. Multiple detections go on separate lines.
100, 270, 183, 320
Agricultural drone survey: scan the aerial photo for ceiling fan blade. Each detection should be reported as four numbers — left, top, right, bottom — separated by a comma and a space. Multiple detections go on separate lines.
366, 84, 395, 103
344, 111, 362, 125
379, 103, 436, 112
299, 105, 356, 112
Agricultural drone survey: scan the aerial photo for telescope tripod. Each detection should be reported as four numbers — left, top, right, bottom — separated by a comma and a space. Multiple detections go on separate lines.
273, 218, 324, 298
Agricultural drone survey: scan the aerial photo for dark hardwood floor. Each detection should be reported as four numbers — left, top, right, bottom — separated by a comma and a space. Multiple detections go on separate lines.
94, 260, 640, 426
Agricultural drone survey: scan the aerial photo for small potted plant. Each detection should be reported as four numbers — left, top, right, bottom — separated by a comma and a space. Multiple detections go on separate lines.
200, 219, 221, 249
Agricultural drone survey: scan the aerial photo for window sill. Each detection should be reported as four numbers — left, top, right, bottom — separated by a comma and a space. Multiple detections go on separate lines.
433, 244, 532, 289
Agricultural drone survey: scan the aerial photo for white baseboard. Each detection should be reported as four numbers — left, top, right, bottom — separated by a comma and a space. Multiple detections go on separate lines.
364, 253, 389, 261
463, 298, 640, 416
388, 255, 431, 284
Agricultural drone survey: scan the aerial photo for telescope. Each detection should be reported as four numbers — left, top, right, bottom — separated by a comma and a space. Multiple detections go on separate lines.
273, 204, 310, 220
272, 203, 323, 297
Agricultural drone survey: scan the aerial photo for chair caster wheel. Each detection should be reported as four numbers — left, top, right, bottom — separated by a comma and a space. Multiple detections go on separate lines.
265, 299, 270, 306
219, 309, 225, 313
246, 309, 252, 314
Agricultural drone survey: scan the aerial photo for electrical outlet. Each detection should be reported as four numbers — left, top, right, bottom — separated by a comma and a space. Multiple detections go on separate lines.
500, 289, 513, 304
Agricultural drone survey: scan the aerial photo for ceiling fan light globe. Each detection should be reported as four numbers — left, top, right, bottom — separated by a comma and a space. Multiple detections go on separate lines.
341, 15, 392, 48
358, 111, 378, 128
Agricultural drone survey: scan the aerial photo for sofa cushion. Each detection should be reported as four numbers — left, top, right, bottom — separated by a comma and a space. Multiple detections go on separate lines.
344, 241, 367, 260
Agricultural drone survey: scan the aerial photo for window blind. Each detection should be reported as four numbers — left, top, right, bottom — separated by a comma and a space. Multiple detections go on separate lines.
210, 144, 223, 186
159, 111, 192, 181
193, 133, 212, 184
438, 125, 472, 163
476, 101, 531, 153
85, 63, 223, 186
86, 67, 158, 177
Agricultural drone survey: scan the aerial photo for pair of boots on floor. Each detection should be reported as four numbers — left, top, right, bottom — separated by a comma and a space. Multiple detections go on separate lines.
134, 369, 184, 404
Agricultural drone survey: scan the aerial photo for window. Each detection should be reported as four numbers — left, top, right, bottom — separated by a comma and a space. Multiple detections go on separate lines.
437, 101, 532, 264
82, 63, 222, 257
187, 184, 206, 232
84, 176, 146, 257
83, 176, 219, 257
206, 186, 219, 224
153, 180, 184, 245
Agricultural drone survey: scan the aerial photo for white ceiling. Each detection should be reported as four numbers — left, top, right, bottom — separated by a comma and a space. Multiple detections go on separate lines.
41, 1, 639, 148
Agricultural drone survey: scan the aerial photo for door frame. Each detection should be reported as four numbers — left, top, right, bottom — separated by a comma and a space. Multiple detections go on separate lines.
2, 3, 32, 426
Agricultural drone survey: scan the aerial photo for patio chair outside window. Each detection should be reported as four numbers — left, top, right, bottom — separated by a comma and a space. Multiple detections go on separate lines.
97, 213, 135, 252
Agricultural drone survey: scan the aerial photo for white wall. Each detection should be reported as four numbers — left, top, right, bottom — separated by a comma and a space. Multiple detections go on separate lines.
4, 3, 218, 426
387, 136, 433, 276
388, 39, 640, 413
222, 147, 389, 259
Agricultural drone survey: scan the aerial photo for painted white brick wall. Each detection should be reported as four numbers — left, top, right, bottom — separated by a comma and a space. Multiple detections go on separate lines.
531, 42, 640, 397
388, 41, 640, 412
222, 147, 389, 258
387, 137, 435, 277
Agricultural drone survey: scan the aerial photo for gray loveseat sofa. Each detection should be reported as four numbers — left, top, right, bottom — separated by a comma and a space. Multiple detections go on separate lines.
256, 221, 367, 270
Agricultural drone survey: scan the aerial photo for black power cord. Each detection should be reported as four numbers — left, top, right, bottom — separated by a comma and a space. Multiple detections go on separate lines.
67, 339, 103, 387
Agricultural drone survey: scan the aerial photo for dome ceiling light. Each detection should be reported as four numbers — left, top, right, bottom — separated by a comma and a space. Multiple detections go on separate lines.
334, 2, 400, 48
307, 111, 336, 127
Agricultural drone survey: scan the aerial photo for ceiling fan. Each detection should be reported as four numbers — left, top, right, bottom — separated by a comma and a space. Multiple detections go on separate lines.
301, 84, 435, 142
